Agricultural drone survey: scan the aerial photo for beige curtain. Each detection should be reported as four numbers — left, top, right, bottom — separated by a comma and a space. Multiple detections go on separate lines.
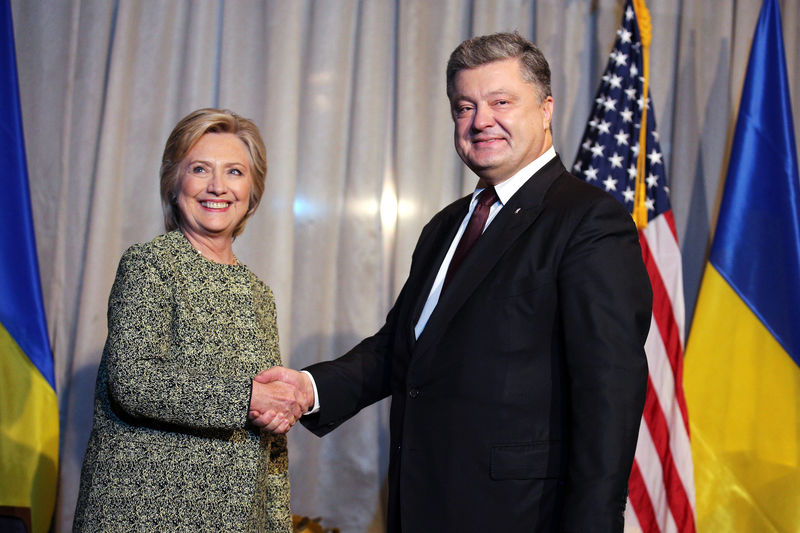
10, 0, 800, 531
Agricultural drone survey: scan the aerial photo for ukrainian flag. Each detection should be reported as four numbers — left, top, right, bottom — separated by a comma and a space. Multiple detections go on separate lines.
0, 1, 59, 532
684, 0, 800, 531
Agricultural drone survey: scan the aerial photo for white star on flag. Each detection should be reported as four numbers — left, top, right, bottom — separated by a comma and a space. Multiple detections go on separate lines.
623, 186, 635, 202
625, 5, 634, 20
647, 148, 663, 165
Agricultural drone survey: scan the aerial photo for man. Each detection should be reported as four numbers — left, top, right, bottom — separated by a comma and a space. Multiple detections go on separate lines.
254, 32, 651, 532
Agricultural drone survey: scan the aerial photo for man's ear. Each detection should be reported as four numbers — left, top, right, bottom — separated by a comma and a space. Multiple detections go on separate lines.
541, 96, 554, 129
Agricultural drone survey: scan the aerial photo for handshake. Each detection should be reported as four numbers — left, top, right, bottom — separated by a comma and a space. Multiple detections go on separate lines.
248, 367, 315, 434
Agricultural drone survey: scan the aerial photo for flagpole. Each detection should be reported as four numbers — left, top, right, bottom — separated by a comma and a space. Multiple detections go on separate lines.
632, 0, 651, 229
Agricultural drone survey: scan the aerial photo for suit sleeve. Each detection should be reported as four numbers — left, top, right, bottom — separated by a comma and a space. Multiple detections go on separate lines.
103, 246, 253, 431
299, 212, 451, 436
300, 290, 402, 436
300, 208, 458, 437
557, 195, 652, 532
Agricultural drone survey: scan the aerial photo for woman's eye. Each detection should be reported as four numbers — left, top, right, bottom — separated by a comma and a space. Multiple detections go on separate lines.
229, 168, 243, 176
192, 165, 206, 173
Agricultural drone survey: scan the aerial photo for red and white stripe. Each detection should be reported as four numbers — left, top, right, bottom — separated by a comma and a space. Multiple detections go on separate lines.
625, 210, 697, 533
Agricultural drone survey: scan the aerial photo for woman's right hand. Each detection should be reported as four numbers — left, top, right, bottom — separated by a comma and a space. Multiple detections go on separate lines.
249, 379, 305, 434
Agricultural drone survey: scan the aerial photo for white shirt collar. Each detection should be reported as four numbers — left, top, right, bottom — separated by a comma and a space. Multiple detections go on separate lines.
476, 146, 557, 205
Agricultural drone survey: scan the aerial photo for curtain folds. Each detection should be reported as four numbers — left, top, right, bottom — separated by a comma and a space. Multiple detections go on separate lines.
10, 1, 799, 531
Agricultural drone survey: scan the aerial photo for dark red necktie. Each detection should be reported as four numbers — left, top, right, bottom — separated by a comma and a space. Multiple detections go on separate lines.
443, 186, 499, 290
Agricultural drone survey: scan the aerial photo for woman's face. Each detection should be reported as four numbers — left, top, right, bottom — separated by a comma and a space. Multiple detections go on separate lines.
176, 132, 252, 242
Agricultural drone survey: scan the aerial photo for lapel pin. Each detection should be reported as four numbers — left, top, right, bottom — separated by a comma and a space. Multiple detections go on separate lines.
514, 208, 521, 214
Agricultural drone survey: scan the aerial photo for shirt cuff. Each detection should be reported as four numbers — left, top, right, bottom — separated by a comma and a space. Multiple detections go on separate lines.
300, 370, 320, 415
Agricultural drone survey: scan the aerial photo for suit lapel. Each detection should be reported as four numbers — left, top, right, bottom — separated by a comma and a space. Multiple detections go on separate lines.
405, 197, 471, 346
412, 156, 567, 360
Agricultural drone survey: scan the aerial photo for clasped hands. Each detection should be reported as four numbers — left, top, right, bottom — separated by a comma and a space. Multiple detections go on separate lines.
248, 366, 314, 434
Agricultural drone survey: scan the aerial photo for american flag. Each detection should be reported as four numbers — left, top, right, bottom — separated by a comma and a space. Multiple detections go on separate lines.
572, 1, 696, 532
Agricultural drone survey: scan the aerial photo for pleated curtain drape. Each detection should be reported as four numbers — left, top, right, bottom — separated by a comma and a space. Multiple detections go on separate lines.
10, 0, 799, 531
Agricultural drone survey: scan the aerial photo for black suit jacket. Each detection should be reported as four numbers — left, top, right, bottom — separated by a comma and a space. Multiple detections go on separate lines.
303, 156, 652, 532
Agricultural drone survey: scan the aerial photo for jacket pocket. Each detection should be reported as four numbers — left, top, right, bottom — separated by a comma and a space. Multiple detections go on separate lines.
490, 441, 561, 480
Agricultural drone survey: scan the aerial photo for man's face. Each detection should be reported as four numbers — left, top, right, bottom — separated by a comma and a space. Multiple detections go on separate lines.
450, 57, 553, 185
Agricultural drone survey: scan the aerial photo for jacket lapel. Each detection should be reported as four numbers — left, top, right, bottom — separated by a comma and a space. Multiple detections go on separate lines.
405, 197, 471, 347
411, 156, 567, 360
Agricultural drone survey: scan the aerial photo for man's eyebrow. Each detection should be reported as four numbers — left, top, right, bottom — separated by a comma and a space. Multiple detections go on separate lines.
453, 89, 514, 100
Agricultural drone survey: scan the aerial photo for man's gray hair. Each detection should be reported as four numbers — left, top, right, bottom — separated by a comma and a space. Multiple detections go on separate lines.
446, 32, 552, 102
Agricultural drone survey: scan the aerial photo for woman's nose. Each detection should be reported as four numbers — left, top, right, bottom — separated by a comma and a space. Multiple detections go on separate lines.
207, 171, 227, 194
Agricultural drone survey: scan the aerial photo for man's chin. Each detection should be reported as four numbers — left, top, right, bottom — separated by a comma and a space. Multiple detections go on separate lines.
464, 154, 498, 170
466, 163, 508, 185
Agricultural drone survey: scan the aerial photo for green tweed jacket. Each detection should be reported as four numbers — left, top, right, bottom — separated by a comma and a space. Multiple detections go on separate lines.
74, 231, 291, 532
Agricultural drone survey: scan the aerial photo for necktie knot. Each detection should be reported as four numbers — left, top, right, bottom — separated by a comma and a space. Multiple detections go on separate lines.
477, 186, 498, 208
442, 186, 499, 290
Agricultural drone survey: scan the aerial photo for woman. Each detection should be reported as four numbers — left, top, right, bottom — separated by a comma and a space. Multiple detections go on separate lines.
74, 108, 299, 531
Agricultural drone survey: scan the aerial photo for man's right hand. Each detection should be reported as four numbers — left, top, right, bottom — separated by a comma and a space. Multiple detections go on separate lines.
249, 366, 315, 431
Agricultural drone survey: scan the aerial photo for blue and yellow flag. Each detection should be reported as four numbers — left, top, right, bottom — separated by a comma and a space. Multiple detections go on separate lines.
0, 1, 59, 531
685, 0, 800, 530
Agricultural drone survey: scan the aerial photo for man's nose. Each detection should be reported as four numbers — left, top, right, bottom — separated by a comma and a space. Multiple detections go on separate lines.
472, 104, 495, 130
